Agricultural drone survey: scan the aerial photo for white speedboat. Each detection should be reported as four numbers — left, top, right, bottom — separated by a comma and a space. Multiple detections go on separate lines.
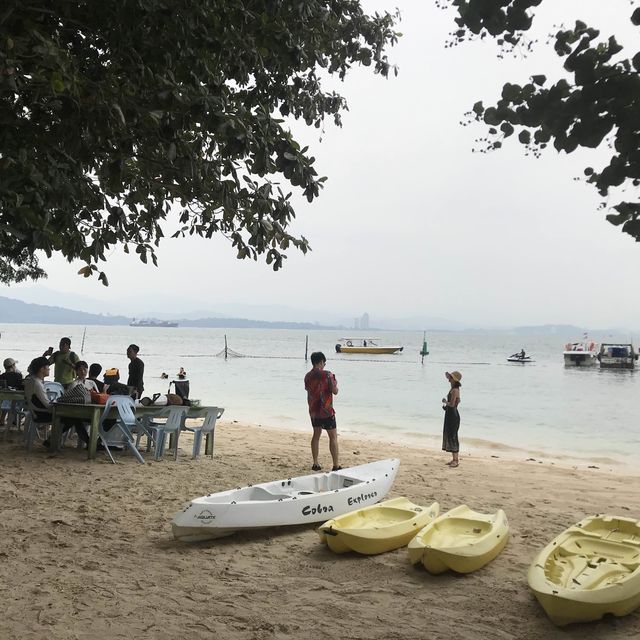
563, 339, 598, 366
172, 458, 400, 541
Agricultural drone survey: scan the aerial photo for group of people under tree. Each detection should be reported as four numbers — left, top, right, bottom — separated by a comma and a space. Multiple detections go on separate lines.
1, 337, 144, 448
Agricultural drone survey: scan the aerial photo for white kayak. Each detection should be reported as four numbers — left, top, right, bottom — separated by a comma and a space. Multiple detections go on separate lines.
172, 458, 400, 542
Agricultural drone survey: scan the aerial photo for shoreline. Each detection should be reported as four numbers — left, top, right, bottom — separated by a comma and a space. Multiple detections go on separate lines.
241, 418, 640, 477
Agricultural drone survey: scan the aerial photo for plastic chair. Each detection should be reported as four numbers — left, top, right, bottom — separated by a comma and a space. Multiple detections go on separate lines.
144, 406, 188, 461
44, 381, 64, 401
2, 399, 25, 439
98, 396, 144, 464
23, 410, 53, 452
184, 407, 225, 459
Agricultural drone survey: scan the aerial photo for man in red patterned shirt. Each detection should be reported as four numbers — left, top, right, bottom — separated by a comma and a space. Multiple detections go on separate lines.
304, 351, 340, 472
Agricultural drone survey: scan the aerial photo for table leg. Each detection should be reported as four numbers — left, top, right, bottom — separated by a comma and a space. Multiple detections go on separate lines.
88, 409, 100, 460
51, 414, 63, 452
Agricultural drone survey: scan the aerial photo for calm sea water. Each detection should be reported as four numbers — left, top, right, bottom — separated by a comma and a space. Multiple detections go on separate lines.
2, 324, 638, 467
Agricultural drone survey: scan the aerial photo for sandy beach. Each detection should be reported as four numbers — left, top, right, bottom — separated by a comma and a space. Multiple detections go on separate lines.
1, 421, 639, 640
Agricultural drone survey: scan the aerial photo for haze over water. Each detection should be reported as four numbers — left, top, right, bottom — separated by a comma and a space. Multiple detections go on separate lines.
3, 324, 638, 469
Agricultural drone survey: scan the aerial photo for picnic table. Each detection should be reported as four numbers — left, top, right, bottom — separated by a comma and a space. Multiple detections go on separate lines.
51, 403, 217, 460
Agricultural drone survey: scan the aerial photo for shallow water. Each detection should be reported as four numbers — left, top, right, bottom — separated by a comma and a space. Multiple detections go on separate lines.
2, 324, 638, 467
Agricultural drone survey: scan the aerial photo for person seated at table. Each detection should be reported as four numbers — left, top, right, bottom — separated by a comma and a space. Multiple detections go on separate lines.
56, 372, 92, 447
69, 361, 98, 393
103, 367, 120, 393
0, 357, 24, 427
23, 357, 54, 423
88, 363, 105, 392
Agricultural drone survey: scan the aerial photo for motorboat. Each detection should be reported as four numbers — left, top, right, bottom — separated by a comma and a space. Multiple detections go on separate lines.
507, 352, 534, 363
563, 338, 598, 367
172, 458, 399, 542
335, 338, 403, 354
408, 505, 509, 574
528, 514, 640, 626
317, 497, 439, 555
597, 343, 637, 369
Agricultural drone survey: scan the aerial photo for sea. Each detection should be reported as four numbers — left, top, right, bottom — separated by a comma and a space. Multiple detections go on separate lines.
2, 324, 639, 469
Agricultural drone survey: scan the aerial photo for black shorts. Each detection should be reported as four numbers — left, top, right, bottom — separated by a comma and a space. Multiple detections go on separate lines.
311, 416, 337, 430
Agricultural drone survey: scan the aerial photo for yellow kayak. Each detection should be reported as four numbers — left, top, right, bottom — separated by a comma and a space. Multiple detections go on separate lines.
408, 504, 509, 574
318, 497, 439, 555
528, 514, 640, 626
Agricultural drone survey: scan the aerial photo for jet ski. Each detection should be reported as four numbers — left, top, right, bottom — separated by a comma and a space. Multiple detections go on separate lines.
507, 353, 534, 363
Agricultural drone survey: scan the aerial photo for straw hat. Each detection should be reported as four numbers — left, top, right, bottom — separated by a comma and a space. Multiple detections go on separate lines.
447, 371, 462, 383
3, 357, 17, 368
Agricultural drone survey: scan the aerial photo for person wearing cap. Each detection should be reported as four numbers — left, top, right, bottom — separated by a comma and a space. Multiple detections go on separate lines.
0, 357, 24, 427
442, 371, 462, 468
43, 337, 80, 387
0, 357, 23, 390
126, 344, 144, 399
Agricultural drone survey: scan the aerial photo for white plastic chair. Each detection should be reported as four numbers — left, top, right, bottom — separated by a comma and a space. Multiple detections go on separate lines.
98, 396, 144, 464
23, 410, 53, 451
144, 406, 188, 461
184, 407, 225, 459
44, 381, 64, 401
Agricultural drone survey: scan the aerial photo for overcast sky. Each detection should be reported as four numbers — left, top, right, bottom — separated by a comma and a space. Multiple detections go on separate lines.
3, 1, 640, 329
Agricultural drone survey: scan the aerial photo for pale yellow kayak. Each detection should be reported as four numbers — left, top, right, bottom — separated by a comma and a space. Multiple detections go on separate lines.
318, 497, 439, 555
408, 504, 509, 574
528, 514, 640, 626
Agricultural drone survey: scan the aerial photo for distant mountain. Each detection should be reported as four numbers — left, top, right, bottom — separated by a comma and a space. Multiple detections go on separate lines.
0, 295, 339, 329
0, 295, 129, 325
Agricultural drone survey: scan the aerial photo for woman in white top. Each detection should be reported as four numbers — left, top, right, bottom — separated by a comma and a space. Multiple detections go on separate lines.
69, 361, 98, 392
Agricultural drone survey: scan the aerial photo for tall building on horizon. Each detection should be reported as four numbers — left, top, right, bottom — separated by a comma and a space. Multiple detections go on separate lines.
361, 312, 370, 330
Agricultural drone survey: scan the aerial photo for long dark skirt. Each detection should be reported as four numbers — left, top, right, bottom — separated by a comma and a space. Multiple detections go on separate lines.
442, 407, 460, 453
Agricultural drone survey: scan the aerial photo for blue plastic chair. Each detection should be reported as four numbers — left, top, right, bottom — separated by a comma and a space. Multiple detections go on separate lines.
184, 407, 225, 459
98, 396, 144, 464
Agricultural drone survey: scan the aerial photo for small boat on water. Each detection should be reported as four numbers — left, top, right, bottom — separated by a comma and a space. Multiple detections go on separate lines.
318, 497, 439, 555
563, 338, 598, 367
507, 354, 534, 363
335, 338, 403, 355
597, 343, 638, 369
172, 458, 399, 542
408, 505, 509, 574
528, 514, 640, 626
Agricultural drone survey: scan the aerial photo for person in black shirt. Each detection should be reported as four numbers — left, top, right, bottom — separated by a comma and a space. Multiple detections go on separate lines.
126, 344, 144, 399
88, 363, 105, 392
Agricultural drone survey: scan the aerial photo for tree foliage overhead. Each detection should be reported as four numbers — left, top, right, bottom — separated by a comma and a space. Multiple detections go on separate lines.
446, 0, 640, 242
0, 1, 399, 284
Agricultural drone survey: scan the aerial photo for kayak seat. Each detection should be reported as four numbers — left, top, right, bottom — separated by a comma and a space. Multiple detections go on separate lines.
247, 487, 290, 501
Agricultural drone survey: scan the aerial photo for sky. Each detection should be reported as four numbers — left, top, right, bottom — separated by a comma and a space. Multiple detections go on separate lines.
3, 1, 640, 329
